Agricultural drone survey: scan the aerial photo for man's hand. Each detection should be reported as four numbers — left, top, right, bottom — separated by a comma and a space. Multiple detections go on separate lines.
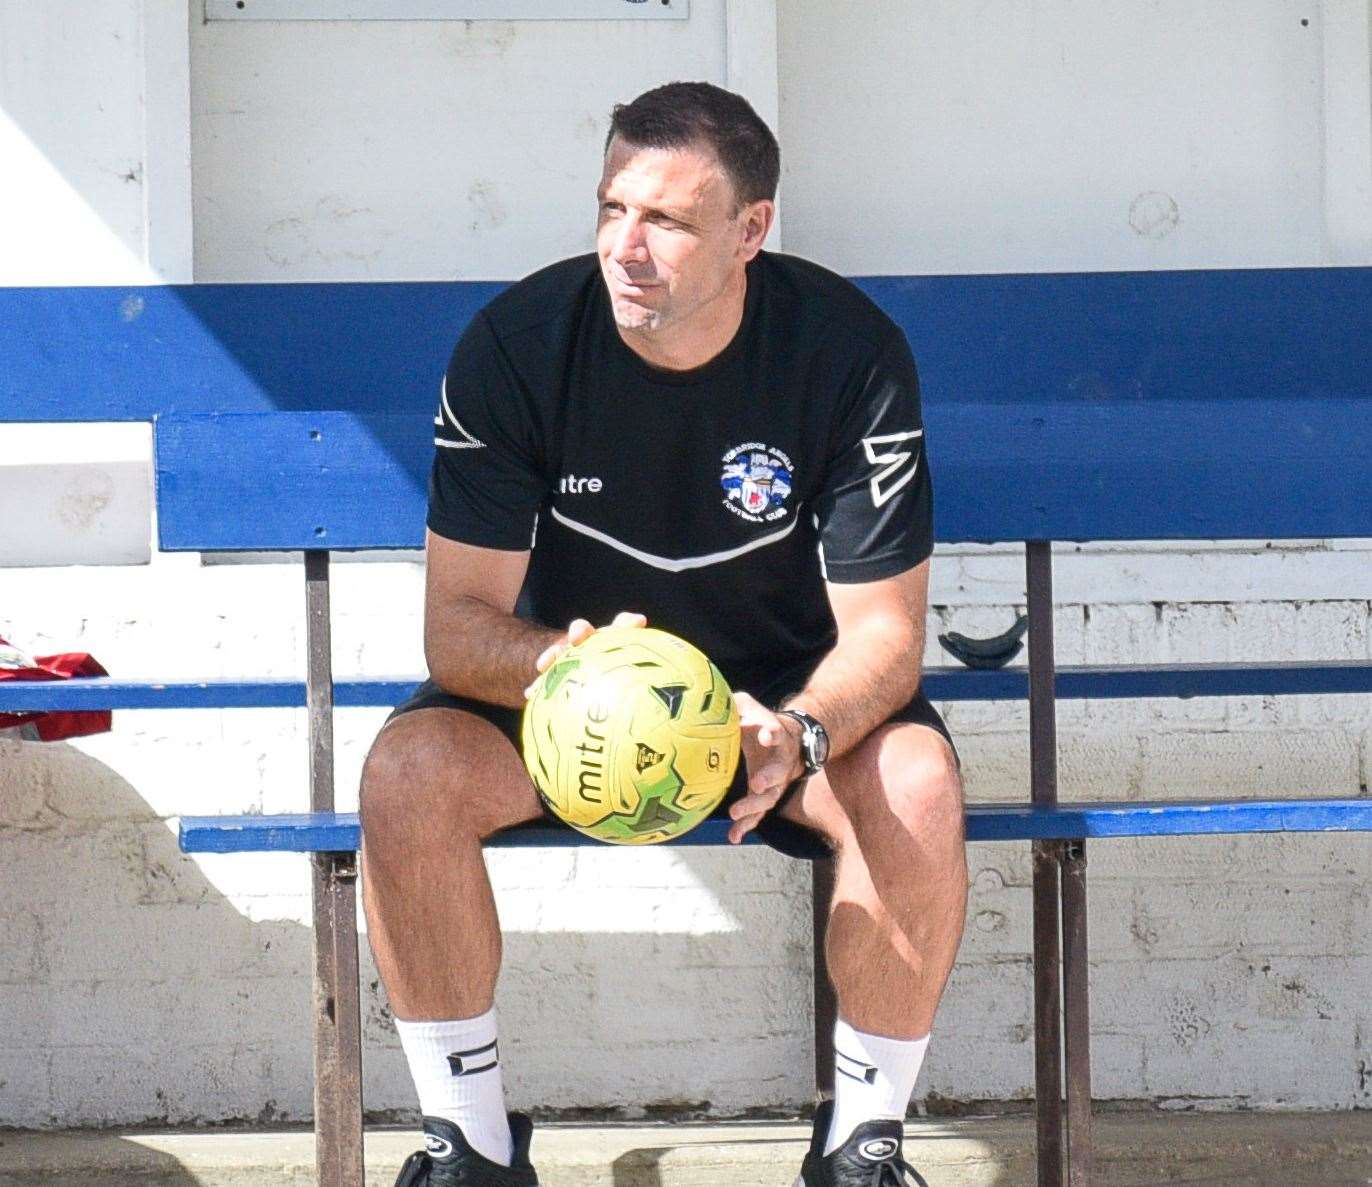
727, 691, 806, 845
523, 611, 648, 698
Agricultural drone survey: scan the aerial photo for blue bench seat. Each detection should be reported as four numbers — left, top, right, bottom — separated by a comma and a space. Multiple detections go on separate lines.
7, 659, 1372, 713
179, 799, 1372, 855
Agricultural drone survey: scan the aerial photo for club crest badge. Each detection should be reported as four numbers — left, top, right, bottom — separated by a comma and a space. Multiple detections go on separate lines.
720, 442, 794, 523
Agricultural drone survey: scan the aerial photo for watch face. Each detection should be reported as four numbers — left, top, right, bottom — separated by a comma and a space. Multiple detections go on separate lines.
810, 723, 830, 767
782, 710, 829, 772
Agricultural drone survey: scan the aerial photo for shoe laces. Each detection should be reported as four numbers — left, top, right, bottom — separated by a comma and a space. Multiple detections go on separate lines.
394, 1150, 431, 1187
864, 1153, 930, 1187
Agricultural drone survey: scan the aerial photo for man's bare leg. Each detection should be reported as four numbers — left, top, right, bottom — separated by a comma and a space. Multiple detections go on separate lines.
778, 722, 967, 1152
360, 707, 543, 1166
361, 707, 542, 1016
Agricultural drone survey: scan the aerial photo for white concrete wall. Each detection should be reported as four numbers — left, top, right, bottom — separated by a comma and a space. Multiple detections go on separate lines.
779, 0, 1372, 272
189, 2, 747, 280
0, 1, 150, 285
3, 0, 1372, 1128
1, 0, 189, 565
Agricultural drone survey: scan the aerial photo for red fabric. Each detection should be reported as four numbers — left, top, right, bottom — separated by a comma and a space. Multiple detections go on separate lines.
0, 640, 112, 741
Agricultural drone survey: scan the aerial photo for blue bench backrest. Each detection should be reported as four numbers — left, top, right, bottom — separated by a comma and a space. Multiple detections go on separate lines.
155, 412, 427, 551
155, 396, 1372, 551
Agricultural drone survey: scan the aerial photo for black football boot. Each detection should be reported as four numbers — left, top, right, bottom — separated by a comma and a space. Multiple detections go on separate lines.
393, 1114, 540, 1187
795, 1099, 930, 1187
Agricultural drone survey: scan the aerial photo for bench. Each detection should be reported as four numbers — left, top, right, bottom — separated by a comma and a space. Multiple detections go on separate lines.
4, 265, 1371, 1187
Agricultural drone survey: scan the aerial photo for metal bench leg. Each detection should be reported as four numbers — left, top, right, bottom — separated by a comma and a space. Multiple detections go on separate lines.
1026, 541, 1068, 1187
812, 855, 838, 1100
313, 851, 364, 1186
1061, 840, 1093, 1187
305, 550, 365, 1185
1031, 841, 1065, 1187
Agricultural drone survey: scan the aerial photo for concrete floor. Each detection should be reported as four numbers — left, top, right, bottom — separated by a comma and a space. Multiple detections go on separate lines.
1, 1110, 1370, 1186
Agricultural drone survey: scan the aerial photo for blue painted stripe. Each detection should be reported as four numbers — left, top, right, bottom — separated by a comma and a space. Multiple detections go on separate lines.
7, 662, 1371, 712
0, 281, 504, 423
8, 269, 1371, 424
178, 799, 1372, 854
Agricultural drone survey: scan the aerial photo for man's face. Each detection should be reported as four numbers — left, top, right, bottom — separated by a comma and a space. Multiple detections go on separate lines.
596, 137, 762, 336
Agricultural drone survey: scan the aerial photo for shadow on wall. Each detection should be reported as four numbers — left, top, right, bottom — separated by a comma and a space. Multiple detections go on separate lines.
607, 1129, 1018, 1187
0, 1131, 203, 1185
0, 737, 828, 1181
1, 738, 319, 1133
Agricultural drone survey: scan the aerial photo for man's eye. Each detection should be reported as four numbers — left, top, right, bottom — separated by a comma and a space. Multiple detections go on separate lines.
601, 202, 624, 215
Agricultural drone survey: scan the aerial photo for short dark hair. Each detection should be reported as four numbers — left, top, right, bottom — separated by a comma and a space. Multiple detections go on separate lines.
606, 81, 780, 207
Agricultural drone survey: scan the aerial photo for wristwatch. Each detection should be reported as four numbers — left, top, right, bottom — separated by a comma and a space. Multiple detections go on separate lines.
777, 708, 831, 775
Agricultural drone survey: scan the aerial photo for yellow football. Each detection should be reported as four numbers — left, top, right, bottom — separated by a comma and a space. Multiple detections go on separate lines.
521, 626, 741, 844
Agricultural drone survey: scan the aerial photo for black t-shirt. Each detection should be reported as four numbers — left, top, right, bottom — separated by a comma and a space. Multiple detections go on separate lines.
428, 250, 933, 697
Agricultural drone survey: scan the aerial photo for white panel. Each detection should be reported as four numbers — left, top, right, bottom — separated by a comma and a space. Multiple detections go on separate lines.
0, 425, 152, 566
0, 0, 152, 284
1321, 0, 1372, 259
725, 0, 781, 246
142, 0, 195, 282
191, 0, 728, 280
778, 0, 1342, 274
207, 0, 687, 19
930, 540, 1372, 606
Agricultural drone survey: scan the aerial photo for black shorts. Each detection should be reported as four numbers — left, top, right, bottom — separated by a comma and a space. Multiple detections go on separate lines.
387, 677, 956, 861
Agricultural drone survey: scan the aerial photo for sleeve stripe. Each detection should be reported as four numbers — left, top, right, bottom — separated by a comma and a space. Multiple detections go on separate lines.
435, 374, 486, 449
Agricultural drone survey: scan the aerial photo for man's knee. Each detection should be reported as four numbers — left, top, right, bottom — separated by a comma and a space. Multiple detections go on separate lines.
851, 727, 964, 842
361, 716, 443, 835
360, 710, 528, 843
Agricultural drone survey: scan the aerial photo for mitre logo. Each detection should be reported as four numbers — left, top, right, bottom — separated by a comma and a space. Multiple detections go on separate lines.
559, 473, 603, 494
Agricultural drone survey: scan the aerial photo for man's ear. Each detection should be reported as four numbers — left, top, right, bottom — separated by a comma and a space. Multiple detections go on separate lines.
738, 199, 776, 260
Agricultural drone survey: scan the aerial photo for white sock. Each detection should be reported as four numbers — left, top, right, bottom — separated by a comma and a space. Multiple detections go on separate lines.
396, 1008, 513, 1167
825, 1019, 930, 1156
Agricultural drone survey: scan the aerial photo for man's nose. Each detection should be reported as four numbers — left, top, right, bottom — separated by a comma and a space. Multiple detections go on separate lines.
612, 216, 649, 266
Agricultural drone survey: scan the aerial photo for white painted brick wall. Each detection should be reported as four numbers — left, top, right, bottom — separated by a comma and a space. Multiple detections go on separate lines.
3, 552, 1370, 1126
5, 0, 1372, 1132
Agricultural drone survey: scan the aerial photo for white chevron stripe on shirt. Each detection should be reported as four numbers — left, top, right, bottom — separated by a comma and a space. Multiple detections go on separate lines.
548, 506, 798, 572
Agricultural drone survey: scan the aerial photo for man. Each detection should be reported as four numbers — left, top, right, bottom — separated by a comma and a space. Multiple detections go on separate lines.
362, 81, 967, 1187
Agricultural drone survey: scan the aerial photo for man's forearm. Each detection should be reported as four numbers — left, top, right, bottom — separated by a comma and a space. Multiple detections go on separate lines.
783, 618, 925, 763
425, 595, 562, 709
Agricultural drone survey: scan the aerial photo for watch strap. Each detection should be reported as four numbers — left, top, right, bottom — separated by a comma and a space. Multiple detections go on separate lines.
777, 708, 829, 774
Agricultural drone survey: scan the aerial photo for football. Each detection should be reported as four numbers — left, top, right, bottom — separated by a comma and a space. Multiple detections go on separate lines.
520, 626, 741, 844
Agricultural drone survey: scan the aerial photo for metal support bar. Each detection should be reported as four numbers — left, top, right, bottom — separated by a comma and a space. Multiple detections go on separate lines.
1031, 842, 1064, 1186
306, 551, 335, 816
811, 856, 838, 1099
305, 551, 365, 1187
313, 850, 364, 1186
1026, 542, 1065, 1187
1025, 543, 1058, 802
1061, 840, 1093, 1187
